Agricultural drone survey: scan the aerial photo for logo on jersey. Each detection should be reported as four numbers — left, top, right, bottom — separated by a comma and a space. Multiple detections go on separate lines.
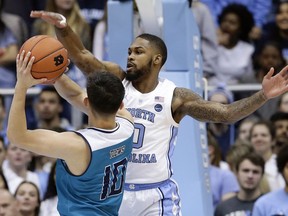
154, 104, 163, 112
110, 145, 125, 159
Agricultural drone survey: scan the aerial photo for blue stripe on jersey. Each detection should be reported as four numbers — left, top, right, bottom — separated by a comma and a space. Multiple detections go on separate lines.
167, 126, 178, 178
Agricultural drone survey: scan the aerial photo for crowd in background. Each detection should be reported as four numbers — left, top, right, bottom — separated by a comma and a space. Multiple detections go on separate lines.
0, 0, 287, 215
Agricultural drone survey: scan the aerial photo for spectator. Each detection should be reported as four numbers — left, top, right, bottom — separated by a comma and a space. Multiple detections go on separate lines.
270, 111, 288, 139
250, 121, 285, 191
0, 135, 6, 167
236, 116, 259, 143
1, 143, 41, 196
192, 0, 219, 79
201, 0, 272, 40
214, 152, 264, 216
258, 0, 288, 63
0, 95, 8, 146
34, 86, 73, 131
207, 131, 239, 208
278, 91, 288, 113
14, 181, 41, 216
209, 3, 254, 85
0, 188, 21, 216
252, 144, 288, 215
207, 130, 229, 170
39, 162, 59, 216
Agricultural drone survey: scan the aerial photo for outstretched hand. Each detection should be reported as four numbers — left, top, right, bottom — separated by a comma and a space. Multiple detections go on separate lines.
30, 11, 67, 28
262, 65, 288, 99
16, 51, 47, 89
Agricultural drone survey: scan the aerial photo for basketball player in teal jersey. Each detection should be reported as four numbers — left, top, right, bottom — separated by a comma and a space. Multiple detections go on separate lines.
7, 51, 134, 216
31, 11, 288, 215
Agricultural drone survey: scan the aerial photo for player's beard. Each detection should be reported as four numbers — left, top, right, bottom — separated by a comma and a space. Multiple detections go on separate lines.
126, 60, 153, 81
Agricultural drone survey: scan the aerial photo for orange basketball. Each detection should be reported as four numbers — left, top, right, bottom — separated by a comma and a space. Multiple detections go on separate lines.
19, 35, 68, 82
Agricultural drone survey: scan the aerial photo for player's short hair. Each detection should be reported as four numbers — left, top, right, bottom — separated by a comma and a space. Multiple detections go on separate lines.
86, 71, 125, 114
137, 33, 167, 67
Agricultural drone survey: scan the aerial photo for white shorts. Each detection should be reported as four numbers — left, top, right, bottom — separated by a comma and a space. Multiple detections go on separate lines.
119, 179, 182, 216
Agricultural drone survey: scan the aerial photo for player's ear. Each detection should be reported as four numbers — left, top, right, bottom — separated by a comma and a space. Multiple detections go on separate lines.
119, 101, 124, 110
84, 97, 89, 107
153, 54, 162, 65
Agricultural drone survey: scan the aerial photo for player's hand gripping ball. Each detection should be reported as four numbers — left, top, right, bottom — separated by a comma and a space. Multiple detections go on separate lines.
19, 35, 68, 82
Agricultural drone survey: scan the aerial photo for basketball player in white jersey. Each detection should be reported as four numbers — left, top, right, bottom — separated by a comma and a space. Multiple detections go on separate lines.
31, 11, 288, 215
7, 51, 134, 216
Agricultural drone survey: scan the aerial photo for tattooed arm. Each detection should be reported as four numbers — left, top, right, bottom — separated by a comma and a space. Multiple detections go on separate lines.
172, 67, 288, 123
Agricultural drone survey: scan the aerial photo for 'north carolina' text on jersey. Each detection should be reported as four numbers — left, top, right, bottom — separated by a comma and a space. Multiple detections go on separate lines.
123, 78, 179, 184
56, 117, 134, 216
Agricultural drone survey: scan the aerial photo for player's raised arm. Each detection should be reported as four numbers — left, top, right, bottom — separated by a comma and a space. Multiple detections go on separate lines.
173, 66, 288, 123
30, 10, 125, 80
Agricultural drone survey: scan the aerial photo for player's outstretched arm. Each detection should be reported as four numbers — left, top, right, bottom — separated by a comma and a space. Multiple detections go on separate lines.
172, 66, 288, 124
30, 10, 125, 80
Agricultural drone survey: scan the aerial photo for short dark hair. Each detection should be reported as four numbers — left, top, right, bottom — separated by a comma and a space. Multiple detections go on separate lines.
235, 152, 265, 175
137, 33, 167, 67
86, 71, 125, 114
277, 144, 288, 174
270, 111, 288, 122
38, 86, 61, 103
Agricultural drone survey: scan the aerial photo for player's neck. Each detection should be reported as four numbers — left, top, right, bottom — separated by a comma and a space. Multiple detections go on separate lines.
132, 78, 159, 93
89, 115, 117, 130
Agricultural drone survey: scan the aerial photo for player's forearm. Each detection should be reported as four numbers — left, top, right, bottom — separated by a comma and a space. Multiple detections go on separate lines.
54, 74, 88, 114
55, 26, 104, 75
7, 85, 28, 144
225, 90, 267, 123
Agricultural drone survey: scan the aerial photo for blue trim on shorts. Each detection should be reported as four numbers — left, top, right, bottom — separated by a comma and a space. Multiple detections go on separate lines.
124, 179, 170, 191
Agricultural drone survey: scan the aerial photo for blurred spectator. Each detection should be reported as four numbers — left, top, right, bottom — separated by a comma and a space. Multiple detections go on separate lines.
2, 0, 44, 36
200, 0, 272, 40
14, 181, 41, 216
252, 144, 288, 215
207, 130, 239, 209
270, 111, 288, 139
226, 142, 271, 195
236, 116, 259, 143
249, 121, 285, 191
34, 86, 73, 131
208, 83, 235, 160
259, 0, 288, 64
39, 162, 59, 216
0, 95, 8, 146
241, 41, 286, 120
278, 91, 288, 113
207, 130, 229, 170
93, 1, 143, 61
79, 0, 106, 39
1, 143, 41, 196
208, 3, 254, 85
0, 188, 21, 216
214, 153, 264, 216
192, 0, 219, 79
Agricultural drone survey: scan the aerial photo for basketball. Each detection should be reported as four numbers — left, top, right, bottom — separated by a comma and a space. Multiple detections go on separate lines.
19, 35, 68, 82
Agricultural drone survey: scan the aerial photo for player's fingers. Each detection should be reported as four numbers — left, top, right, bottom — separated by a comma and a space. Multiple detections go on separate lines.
23, 51, 31, 67
19, 50, 25, 64
26, 56, 35, 70
265, 67, 274, 79
279, 65, 288, 77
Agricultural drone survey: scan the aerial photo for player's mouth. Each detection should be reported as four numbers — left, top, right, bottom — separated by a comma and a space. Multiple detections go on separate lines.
127, 62, 135, 71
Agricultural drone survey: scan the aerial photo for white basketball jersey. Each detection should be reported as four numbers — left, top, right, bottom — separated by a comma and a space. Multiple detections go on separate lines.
123, 77, 179, 184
